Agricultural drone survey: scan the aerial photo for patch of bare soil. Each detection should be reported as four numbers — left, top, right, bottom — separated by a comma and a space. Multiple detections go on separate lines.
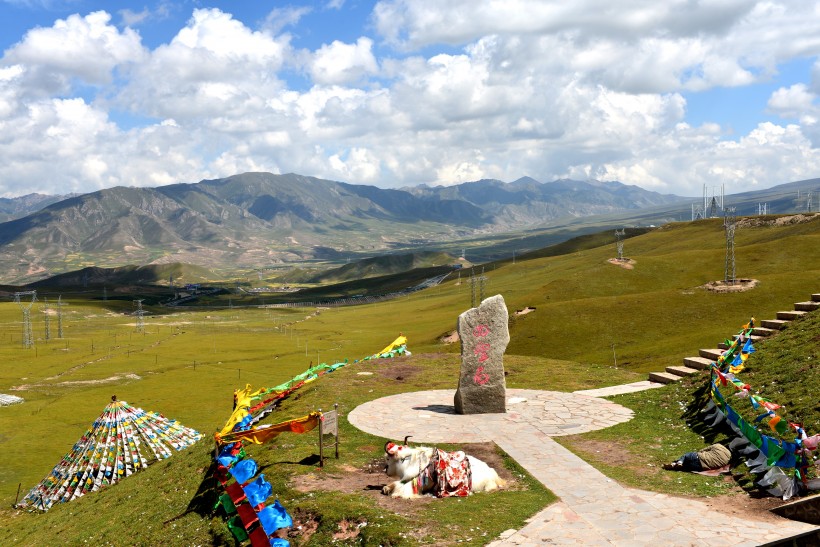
701, 279, 759, 293
12, 373, 141, 391
286, 508, 320, 545
607, 258, 636, 269
737, 213, 820, 228
370, 357, 426, 382
440, 330, 459, 344
564, 438, 790, 524
515, 307, 536, 316
290, 442, 519, 541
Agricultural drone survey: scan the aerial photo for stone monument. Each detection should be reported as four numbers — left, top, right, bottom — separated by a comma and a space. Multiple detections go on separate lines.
454, 294, 508, 414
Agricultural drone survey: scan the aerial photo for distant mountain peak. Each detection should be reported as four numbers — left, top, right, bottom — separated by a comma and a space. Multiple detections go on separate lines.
510, 176, 541, 185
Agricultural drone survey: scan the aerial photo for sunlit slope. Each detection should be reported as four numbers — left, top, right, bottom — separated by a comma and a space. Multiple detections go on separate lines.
254, 216, 819, 373
0, 215, 818, 545
492, 217, 820, 369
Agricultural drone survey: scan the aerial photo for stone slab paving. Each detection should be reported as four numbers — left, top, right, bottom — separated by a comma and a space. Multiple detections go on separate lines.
348, 388, 818, 546
573, 380, 665, 398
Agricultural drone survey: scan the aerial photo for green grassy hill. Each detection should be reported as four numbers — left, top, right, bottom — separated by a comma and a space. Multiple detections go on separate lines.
0, 214, 818, 545
307, 251, 457, 284
32, 263, 219, 288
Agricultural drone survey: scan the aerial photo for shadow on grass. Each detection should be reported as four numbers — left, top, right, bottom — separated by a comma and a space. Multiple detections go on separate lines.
270, 454, 323, 467
682, 377, 775, 496
681, 378, 727, 445
164, 460, 222, 524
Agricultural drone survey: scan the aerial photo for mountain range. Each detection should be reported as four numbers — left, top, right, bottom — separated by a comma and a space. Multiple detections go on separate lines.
0, 172, 816, 285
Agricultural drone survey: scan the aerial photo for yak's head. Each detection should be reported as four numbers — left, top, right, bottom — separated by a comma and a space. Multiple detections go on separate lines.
384, 441, 423, 481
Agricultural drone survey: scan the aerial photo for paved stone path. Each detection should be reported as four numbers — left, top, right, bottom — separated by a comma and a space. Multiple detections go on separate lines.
348, 388, 817, 546
572, 380, 665, 398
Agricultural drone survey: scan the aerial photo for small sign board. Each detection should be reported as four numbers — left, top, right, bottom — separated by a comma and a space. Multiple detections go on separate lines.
319, 404, 339, 466
321, 410, 338, 436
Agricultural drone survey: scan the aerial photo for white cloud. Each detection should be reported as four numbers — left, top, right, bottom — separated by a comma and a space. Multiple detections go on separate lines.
0, 2, 819, 199
118, 8, 151, 27
373, 0, 820, 93
328, 147, 380, 182
3, 11, 145, 95
769, 84, 817, 118
262, 6, 312, 36
115, 8, 289, 121
310, 37, 378, 85
767, 84, 820, 146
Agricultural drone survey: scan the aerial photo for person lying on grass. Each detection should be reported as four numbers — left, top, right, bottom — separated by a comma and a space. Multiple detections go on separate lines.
663, 443, 732, 472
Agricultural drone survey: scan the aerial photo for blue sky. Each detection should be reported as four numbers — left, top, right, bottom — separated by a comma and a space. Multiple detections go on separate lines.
0, 0, 819, 198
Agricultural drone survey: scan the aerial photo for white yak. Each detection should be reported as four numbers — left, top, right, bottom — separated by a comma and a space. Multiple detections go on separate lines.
382, 440, 504, 499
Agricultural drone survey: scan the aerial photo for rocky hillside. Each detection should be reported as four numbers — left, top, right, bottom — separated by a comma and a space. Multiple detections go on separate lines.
0, 172, 693, 284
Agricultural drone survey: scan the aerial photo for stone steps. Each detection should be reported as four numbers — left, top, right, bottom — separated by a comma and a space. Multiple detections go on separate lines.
719, 334, 767, 349
648, 371, 682, 384
699, 348, 725, 361
683, 356, 713, 370
665, 365, 700, 377
794, 301, 820, 312
734, 334, 767, 342
761, 319, 789, 330
647, 291, 818, 384
778, 310, 808, 320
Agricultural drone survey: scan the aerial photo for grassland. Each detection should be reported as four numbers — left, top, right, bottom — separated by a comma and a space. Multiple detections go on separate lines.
0, 214, 818, 545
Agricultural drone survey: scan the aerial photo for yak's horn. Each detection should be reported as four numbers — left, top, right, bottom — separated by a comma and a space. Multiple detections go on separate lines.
404, 435, 413, 445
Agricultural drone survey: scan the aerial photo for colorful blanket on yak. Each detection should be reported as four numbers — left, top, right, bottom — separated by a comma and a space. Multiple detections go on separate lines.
433, 449, 471, 497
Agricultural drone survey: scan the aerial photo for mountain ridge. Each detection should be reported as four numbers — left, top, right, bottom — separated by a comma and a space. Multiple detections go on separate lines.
0, 172, 816, 284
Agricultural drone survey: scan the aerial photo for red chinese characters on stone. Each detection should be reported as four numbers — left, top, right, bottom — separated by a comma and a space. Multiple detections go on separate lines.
474, 343, 491, 362
472, 324, 491, 382
473, 366, 490, 385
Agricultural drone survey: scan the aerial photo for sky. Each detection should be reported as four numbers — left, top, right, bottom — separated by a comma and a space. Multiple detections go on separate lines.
0, 1, 819, 199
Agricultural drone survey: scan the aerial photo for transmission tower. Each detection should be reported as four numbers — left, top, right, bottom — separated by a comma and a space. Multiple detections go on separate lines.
14, 290, 37, 348
614, 229, 626, 260
757, 203, 768, 216
56, 296, 65, 338
724, 207, 737, 284
42, 297, 51, 341
134, 300, 145, 332
468, 267, 488, 308
807, 191, 814, 212
708, 185, 724, 218
692, 184, 725, 220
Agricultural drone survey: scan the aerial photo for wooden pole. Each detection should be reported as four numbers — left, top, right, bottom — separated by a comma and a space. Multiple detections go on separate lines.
318, 408, 324, 467
334, 403, 339, 459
